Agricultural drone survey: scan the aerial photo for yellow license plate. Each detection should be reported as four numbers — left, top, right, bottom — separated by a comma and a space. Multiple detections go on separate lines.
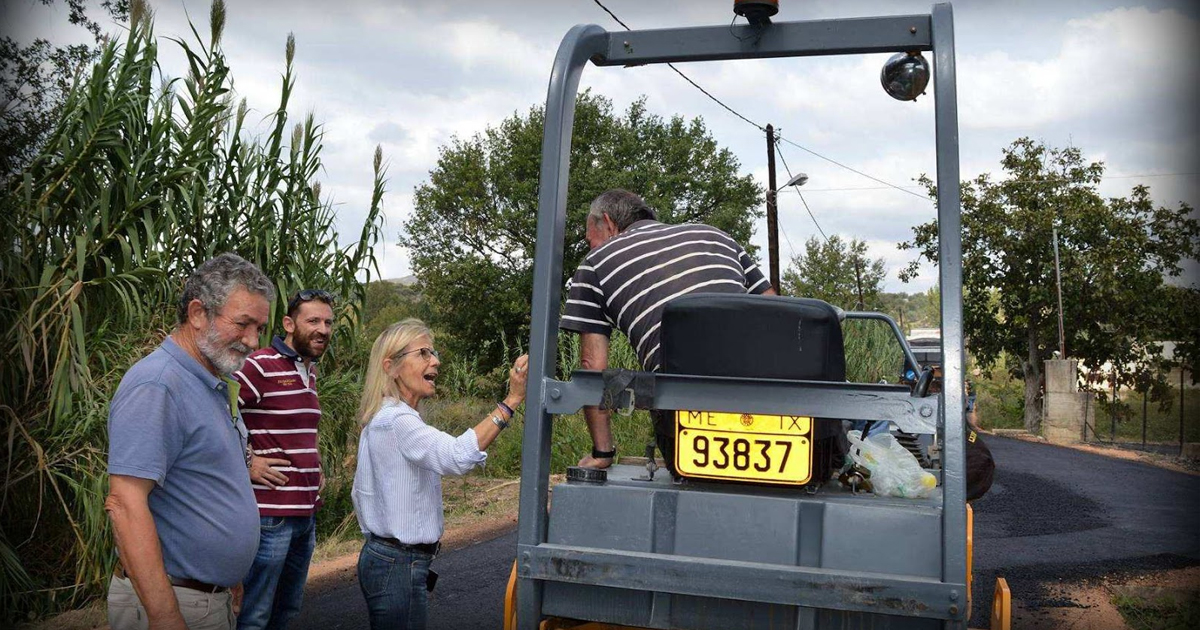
675, 411, 813, 485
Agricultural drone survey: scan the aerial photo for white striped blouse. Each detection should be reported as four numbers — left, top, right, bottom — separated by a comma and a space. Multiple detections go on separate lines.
352, 399, 486, 544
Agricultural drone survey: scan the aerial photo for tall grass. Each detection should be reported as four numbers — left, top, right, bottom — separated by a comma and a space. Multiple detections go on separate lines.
0, 1, 383, 620
1091, 388, 1200, 444
843, 318, 907, 384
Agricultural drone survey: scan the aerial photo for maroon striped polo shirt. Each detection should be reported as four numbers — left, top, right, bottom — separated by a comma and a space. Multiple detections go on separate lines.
234, 337, 322, 517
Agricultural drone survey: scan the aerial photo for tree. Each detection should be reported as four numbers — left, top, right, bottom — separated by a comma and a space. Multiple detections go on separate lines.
900, 138, 1199, 431
1, 1, 131, 179
781, 234, 885, 310
402, 91, 763, 368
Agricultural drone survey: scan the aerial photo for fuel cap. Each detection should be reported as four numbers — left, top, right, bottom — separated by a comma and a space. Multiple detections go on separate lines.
566, 466, 607, 484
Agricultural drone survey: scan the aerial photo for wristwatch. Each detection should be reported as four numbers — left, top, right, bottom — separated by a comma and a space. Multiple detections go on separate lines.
491, 414, 510, 430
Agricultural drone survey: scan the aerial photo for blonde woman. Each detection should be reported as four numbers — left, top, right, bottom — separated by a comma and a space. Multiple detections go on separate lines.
352, 319, 528, 630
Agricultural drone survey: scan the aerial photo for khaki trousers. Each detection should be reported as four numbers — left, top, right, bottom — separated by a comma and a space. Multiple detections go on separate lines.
107, 574, 234, 630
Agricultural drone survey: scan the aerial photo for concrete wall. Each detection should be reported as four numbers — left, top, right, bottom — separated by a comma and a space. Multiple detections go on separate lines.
1042, 359, 1089, 444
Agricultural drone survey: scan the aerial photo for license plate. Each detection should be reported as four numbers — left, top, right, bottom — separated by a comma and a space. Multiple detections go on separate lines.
675, 411, 813, 485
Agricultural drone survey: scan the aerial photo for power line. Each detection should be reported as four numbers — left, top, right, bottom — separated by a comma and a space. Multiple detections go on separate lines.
588, 0, 923, 201
591, 0, 766, 132
775, 143, 829, 243
775, 135, 929, 201
591, 0, 632, 29
792, 172, 1200, 194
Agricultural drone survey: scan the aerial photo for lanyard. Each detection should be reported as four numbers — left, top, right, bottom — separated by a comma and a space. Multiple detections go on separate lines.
221, 377, 242, 425
222, 376, 252, 468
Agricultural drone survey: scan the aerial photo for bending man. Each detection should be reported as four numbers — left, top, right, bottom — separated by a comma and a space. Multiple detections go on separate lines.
560, 189, 774, 474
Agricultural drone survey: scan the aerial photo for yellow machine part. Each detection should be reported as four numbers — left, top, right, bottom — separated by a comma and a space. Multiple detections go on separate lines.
967, 503, 974, 616
991, 577, 1011, 630
504, 562, 518, 630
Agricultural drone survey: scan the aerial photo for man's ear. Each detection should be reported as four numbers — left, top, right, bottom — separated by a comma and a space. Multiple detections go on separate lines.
185, 299, 210, 331
282, 315, 296, 336
603, 212, 619, 235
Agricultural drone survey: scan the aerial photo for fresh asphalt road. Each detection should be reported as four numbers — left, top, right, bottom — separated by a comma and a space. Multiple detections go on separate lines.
294, 436, 1200, 628
968, 436, 1199, 620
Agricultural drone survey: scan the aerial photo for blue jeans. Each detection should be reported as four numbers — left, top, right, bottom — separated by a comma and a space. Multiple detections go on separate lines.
237, 515, 316, 630
357, 536, 434, 630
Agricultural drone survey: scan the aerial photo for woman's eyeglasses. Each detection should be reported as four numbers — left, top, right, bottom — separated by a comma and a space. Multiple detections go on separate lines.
395, 347, 439, 361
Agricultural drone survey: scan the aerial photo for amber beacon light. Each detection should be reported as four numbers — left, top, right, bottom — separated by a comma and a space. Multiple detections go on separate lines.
733, 0, 779, 26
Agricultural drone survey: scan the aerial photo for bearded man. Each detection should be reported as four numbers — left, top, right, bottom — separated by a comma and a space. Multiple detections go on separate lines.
233, 289, 335, 630
106, 253, 274, 630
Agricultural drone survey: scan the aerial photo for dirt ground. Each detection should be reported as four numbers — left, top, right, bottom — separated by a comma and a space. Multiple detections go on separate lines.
1002, 566, 1200, 630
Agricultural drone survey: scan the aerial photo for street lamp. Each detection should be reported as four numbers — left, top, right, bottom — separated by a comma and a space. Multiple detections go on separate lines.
767, 171, 808, 295
783, 172, 808, 188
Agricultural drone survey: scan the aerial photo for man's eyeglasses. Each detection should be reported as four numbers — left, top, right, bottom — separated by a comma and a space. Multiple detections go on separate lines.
287, 289, 335, 315
395, 347, 440, 361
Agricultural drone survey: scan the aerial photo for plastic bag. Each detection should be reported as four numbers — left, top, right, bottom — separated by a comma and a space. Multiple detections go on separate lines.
846, 430, 938, 498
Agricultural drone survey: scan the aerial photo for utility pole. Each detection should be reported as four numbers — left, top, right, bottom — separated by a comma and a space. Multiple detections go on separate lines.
765, 124, 779, 293
1181, 366, 1186, 457
1053, 227, 1066, 357
853, 258, 865, 310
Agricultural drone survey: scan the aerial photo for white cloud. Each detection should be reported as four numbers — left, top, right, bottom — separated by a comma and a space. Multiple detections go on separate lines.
5, 0, 1194, 293
959, 7, 1199, 130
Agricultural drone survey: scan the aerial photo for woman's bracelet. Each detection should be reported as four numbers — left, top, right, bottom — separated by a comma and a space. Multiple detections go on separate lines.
496, 401, 515, 418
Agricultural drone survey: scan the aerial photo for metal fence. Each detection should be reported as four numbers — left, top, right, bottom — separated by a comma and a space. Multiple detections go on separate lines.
1082, 370, 1196, 456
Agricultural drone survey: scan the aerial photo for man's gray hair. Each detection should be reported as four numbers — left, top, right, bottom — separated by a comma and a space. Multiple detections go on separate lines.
177, 253, 275, 324
588, 189, 657, 232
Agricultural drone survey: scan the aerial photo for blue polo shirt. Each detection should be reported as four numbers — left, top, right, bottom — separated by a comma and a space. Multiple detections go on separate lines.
108, 336, 260, 587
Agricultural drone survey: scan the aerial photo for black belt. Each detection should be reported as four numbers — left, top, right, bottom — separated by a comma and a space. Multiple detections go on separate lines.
371, 535, 440, 556
114, 562, 227, 593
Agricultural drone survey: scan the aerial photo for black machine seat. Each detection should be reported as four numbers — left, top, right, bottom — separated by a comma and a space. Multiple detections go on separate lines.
660, 294, 845, 381
657, 293, 847, 483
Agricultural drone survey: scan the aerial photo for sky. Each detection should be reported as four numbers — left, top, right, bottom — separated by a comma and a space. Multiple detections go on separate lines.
6, 0, 1199, 292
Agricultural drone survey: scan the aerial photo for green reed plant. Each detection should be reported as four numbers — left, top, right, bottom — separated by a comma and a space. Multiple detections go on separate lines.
0, 0, 384, 619
843, 318, 907, 384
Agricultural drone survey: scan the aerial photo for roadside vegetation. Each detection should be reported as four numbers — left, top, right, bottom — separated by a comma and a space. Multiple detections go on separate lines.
1113, 592, 1200, 630
0, 1, 384, 620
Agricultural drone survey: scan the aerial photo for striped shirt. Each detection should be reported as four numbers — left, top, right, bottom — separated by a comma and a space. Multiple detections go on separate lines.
352, 400, 486, 544
234, 337, 322, 517
561, 220, 770, 371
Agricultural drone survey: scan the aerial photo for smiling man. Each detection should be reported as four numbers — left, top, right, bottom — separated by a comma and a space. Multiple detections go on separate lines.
106, 253, 274, 630
233, 289, 335, 630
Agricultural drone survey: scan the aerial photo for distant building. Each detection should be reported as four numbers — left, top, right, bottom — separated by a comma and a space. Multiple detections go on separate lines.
1086, 341, 1196, 391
